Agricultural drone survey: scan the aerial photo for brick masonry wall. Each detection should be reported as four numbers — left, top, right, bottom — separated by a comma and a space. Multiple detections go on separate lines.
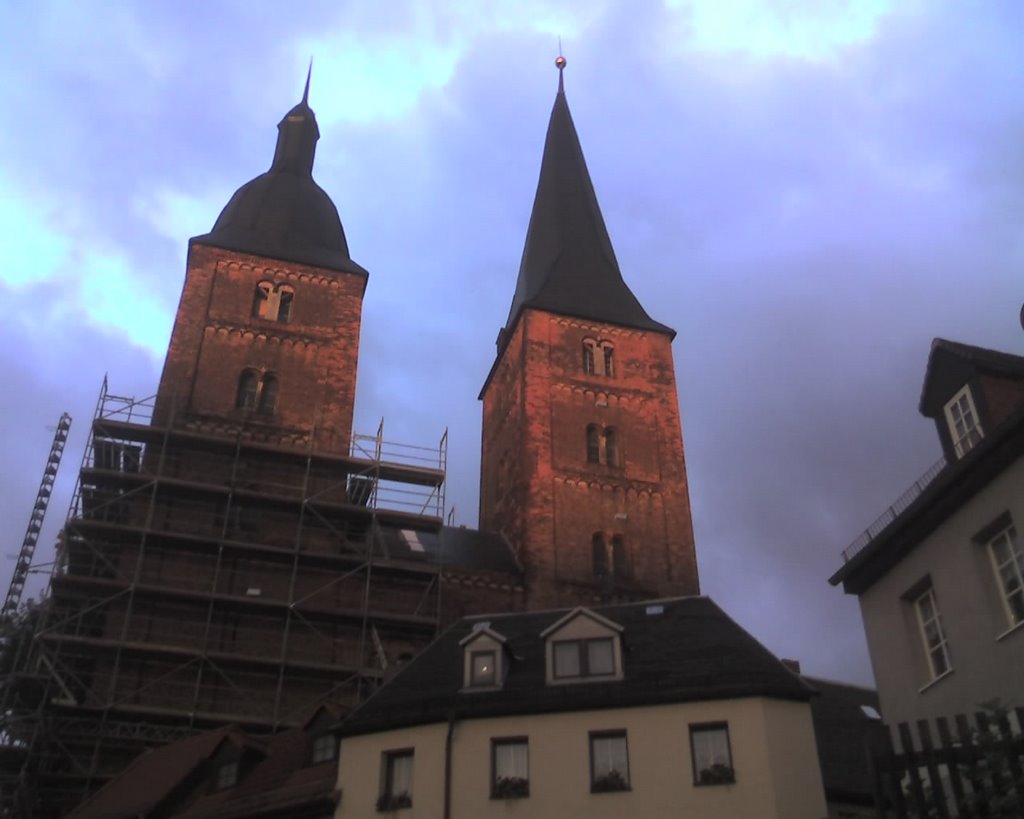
155, 243, 366, 453
480, 308, 699, 610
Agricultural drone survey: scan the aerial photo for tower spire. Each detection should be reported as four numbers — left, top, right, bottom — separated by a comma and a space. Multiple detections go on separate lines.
500, 62, 673, 342
303, 58, 312, 105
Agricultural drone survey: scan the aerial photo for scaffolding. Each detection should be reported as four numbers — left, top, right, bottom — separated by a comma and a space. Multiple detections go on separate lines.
0, 380, 448, 817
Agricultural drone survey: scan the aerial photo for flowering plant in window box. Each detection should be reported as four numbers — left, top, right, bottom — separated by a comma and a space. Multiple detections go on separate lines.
698, 763, 735, 785
592, 769, 630, 792
493, 776, 529, 798
376, 792, 412, 811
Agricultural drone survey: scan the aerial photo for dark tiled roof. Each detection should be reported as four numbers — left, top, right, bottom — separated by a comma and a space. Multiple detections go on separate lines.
804, 677, 880, 805
66, 726, 241, 818
919, 338, 1024, 416
192, 93, 367, 278
375, 524, 521, 575
340, 596, 814, 736
503, 80, 674, 342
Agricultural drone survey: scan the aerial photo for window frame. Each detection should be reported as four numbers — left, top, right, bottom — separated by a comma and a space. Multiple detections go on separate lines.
690, 722, 735, 786
987, 523, 1024, 629
592, 533, 609, 578
310, 733, 336, 765
552, 637, 616, 680
257, 373, 279, 415
944, 385, 984, 458
914, 586, 952, 680
214, 759, 239, 791
586, 425, 601, 464
491, 737, 529, 799
378, 749, 414, 812
589, 730, 630, 793
469, 650, 497, 687
236, 370, 260, 411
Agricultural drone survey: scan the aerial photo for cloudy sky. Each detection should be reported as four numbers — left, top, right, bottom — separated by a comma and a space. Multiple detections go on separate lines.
1, 1, 1021, 687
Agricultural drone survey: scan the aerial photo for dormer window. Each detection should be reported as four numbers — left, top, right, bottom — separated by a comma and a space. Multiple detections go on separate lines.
542, 608, 624, 685
553, 638, 615, 679
944, 385, 983, 458
460, 623, 507, 690
471, 650, 497, 686
311, 733, 336, 764
215, 760, 239, 790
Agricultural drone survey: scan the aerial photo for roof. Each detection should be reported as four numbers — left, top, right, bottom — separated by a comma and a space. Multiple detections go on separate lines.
832, 341, 1024, 593
804, 676, 880, 806
340, 596, 815, 736
66, 726, 242, 818
919, 338, 1024, 416
375, 524, 521, 575
66, 723, 339, 819
191, 85, 368, 278
502, 71, 674, 345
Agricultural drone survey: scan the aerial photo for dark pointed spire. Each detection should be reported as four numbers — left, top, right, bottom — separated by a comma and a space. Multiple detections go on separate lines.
502, 58, 673, 341
302, 58, 312, 105
271, 71, 320, 176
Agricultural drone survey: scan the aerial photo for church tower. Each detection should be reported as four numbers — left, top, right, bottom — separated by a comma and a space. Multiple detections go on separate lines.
155, 72, 367, 450
479, 59, 699, 608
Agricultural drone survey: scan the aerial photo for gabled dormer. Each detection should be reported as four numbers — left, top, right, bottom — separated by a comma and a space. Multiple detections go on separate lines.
540, 607, 624, 684
206, 732, 267, 792
919, 339, 1024, 461
460, 622, 508, 690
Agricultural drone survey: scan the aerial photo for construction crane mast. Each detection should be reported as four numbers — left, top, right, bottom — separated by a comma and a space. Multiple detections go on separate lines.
2, 413, 72, 618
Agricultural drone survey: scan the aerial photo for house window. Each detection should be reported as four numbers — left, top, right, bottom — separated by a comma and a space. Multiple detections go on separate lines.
470, 650, 497, 687
253, 281, 295, 323
988, 524, 1023, 627
553, 638, 615, 679
492, 738, 529, 799
592, 533, 609, 577
914, 586, 952, 679
590, 731, 630, 792
311, 733, 336, 764
236, 370, 259, 410
378, 750, 413, 812
215, 760, 239, 790
586, 425, 601, 464
604, 429, 618, 467
690, 723, 735, 785
944, 386, 984, 458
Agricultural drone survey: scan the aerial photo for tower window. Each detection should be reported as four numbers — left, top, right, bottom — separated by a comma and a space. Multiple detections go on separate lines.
586, 426, 601, 464
582, 338, 615, 377
252, 281, 295, 323
592, 533, 608, 577
944, 385, 983, 458
604, 429, 618, 467
236, 370, 259, 410
611, 535, 629, 578
258, 374, 279, 414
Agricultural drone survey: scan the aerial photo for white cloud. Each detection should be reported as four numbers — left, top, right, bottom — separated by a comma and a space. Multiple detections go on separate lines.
0, 182, 70, 289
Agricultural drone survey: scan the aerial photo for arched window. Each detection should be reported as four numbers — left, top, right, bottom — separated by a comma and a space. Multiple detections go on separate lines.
612, 535, 629, 578
604, 429, 618, 467
586, 425, 601, 464
252, 281, 273, 319
236, 370, 259, 410
592, 533, 608, 577
602, 345, 615, 378
252, 282, 294, 322
582, 340, 597, 375
258, 373, 279, 414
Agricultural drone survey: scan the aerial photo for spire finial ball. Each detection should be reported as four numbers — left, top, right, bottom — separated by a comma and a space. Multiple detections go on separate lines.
555, 55, 567, 70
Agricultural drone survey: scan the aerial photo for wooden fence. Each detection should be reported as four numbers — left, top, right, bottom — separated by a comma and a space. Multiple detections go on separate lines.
867, 707, 1024, 818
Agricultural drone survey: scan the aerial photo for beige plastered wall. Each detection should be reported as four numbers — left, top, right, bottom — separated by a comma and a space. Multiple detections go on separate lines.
335, 696, 827, 819
858, 457, 1024, 728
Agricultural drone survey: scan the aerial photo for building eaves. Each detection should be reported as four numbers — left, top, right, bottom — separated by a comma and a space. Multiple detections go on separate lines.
919, 338, 1024, 416
830, 405, 1024, 594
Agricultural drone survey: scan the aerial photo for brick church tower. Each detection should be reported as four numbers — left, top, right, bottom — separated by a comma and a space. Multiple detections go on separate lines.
154, 73, 367, 449
480, 61, 699, 608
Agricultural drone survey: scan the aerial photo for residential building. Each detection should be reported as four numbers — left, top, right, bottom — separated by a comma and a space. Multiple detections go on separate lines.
334, 597, 828, 819
830, 339, 1024, 727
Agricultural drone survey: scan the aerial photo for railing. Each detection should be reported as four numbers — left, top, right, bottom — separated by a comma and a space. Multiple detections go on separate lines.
841, 456, 947, 563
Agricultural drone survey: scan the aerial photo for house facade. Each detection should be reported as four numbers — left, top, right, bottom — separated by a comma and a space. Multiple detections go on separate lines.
334, 598, 828, 819
831, 339, 1024, 727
